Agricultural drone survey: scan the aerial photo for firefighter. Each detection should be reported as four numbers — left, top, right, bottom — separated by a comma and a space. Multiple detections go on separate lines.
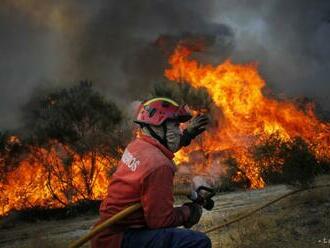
91, 97, 211, 248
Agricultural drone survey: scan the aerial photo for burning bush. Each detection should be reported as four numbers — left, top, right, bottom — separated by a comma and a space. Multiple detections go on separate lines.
0, 132, 25, 182
166, 44, 330, 189
218, 156, 250, 191
253, 135, 328, 187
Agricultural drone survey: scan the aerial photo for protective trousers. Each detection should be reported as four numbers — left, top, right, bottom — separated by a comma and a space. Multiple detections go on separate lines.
121, 227, 212, 248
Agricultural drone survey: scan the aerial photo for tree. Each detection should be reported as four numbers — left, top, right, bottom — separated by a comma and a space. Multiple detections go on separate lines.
23, 81, 122, 152
21, 81, 123, 204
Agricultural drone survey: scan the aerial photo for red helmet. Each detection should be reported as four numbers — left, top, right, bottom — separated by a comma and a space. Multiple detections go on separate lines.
135, 97, 192, 126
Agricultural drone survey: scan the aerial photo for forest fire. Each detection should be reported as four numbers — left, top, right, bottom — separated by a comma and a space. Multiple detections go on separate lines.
166, 45, 330, 188
1, 44, 329, 217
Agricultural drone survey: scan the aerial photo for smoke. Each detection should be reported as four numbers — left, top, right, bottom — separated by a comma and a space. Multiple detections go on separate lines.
192, 176, 211, 190
0, 0, 330, 129
75, 0, 234, 102
0, 0, 99, 128
213, 0, 330, 109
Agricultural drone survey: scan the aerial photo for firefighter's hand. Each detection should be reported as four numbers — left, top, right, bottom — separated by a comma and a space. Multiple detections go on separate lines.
182, 202, 203, 228
187, 114, 209, 137
180, 114, 209, 147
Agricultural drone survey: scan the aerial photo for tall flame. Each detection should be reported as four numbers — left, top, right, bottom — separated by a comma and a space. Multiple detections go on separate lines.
166, 45, 330, 188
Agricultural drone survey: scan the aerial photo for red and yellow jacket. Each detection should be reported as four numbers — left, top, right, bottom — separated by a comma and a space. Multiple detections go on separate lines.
91, 135, 190, 248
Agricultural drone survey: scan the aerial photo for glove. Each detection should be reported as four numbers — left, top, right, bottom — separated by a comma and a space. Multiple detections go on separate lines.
180, 114, 209, 147
182, 202, 203, 228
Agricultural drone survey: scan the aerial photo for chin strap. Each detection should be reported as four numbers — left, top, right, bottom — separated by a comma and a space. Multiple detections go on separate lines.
142, 123, 168, 149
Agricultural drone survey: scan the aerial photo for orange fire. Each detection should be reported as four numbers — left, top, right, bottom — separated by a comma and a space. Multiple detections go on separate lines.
166, 45, 330, 188
0, 141, 116, 216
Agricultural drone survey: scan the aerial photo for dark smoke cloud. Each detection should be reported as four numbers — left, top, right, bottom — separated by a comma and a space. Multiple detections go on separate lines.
0, 0, 329, 129
0, 0, 99, 128
75, 0, 233, 101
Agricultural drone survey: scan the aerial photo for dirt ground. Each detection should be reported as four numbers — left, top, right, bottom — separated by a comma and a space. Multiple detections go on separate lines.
0, 175, 329, 248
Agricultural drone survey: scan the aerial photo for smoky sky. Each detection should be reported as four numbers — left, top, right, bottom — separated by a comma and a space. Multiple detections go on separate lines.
0, 0, 329, 129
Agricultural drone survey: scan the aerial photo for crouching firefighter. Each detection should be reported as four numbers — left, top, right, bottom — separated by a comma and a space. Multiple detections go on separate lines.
91, 97, 211, 248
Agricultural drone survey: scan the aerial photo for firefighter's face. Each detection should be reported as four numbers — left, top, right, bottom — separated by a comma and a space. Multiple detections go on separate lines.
166, 120, 182, 153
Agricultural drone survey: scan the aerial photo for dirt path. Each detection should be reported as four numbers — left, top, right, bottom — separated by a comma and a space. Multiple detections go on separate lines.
1, 175, 329, 248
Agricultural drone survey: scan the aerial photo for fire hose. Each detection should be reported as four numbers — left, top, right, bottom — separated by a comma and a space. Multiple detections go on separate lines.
69, 184, 330, 248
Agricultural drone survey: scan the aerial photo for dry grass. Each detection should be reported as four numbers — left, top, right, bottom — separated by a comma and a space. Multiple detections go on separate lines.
201, 186, 330, 248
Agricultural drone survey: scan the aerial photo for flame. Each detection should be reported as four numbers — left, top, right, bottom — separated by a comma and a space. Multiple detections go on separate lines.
167, 45, 330, 188
0, 141, 116, 216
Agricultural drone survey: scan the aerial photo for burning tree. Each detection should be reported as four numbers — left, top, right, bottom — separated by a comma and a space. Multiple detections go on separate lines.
23, 81, 123, 202
0, 82, 123, 215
